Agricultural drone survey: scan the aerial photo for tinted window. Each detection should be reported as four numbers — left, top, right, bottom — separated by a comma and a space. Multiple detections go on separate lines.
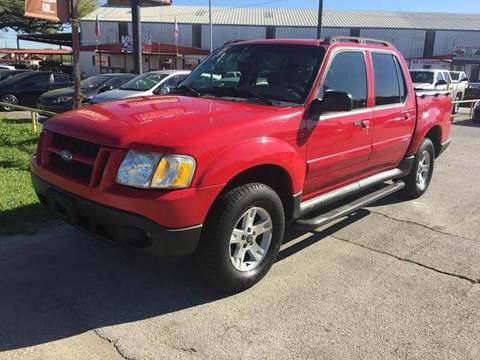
182, 44, 325, 104
410, 71, 434, 84
31, 73, 51, 85
372, 53, 402, 106
450, 72, 460, 81
393, 56, 407, 102
53, 74, 70, 83
320, 51, 367, 109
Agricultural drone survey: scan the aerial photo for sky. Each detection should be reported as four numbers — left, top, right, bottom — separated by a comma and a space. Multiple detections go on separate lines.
1, 0, 480, 48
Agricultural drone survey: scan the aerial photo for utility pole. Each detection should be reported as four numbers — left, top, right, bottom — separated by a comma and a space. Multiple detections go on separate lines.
131, 0, 142, 74
316, 0, 323, 39
208, 0, 213, 53
70, 0, 82, 109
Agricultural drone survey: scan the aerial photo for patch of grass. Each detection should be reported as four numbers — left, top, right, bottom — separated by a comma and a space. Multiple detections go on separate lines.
0, 118, 54, 235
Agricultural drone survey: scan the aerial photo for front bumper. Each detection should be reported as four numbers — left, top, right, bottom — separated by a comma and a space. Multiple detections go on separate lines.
32, 174, 202, 256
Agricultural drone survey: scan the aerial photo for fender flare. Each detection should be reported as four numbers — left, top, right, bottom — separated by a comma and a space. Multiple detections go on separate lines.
195, 137, 306, 194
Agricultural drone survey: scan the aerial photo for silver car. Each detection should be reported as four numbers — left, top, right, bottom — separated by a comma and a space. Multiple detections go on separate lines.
91, 70, 190, 104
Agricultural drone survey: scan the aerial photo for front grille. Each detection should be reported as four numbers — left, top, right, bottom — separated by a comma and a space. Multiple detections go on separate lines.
41, 131, 110, 187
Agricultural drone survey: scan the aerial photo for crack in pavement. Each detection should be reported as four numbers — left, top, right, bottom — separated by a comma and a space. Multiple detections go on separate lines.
93, 329, 137, 360
331, 234, 480, 285
370, 210, 478, 243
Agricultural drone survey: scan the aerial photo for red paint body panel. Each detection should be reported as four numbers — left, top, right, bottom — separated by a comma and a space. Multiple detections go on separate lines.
31, 39, 452, 229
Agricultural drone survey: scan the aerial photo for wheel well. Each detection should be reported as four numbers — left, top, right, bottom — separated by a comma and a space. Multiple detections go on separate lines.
218, 165, 295, 221
425, 125, 442, 157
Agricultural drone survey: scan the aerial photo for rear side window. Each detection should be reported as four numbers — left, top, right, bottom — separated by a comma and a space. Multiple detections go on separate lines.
53, 74, 70, 83
321, 51, 367, 109
372, 53, 405, 106
393, 56, 407, 102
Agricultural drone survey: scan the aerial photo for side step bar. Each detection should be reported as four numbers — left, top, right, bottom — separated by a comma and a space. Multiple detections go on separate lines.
296, 180, 405, 227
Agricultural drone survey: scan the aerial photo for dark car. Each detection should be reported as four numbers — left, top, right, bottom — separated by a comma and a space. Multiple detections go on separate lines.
0, 71, 73, 111
0, 69, 30, 82
37, 73, 135, 113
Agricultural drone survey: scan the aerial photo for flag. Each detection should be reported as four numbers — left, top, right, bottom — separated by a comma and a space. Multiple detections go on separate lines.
95, 14, 101, 39
173, 18, 179, 45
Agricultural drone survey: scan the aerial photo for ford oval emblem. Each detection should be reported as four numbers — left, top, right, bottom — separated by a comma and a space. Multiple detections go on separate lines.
60, 150, 73, 162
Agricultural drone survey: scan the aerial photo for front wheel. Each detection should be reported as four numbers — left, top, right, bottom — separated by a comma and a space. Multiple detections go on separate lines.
0, 94, 19, 111
197, 183, 285, 293
402, 138, 435, 199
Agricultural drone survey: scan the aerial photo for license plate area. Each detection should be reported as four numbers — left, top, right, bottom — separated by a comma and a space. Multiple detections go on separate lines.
47, 189, 78, 223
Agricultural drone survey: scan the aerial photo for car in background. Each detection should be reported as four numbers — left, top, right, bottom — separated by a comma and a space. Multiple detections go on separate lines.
37, 73, 135, 113
0, 69, 30, 82
0, 64, 15, 70
91, 70, 190, 104
0, 71, 73, 111
409, 69, 463, 113
449, 71, 469, 112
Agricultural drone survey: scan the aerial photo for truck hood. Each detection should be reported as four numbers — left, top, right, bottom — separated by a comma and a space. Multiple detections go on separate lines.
413, 82, 435, 89
44, 95, 298, 151
92, 89, 151, 104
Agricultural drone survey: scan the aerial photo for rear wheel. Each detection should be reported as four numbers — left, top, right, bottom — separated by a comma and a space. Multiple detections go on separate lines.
0, 94, 19, 111
402, 138, 435, 199
197, 183, 285, 293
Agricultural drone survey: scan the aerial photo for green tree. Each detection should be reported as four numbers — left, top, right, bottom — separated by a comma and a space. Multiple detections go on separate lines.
0, 0, 97, 33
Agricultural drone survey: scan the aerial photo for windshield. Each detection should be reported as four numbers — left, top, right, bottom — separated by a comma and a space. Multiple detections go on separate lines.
450, 72, 460, 81
120, 72, 169, 91
410, 71, 434, 84
81, 75, 109, 90
180, 44, 326, 104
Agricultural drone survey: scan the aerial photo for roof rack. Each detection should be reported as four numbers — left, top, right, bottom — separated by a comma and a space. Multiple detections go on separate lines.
322, 36, 393, 48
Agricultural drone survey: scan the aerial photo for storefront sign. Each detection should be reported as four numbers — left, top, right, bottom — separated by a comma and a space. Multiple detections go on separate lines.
121, 35, 154, 54
409, 58, 450, 70
453, 46, 480, 60
24, 0, 69, 22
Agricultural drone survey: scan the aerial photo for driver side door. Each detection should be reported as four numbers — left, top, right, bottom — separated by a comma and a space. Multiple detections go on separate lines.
303, 50, 373, 197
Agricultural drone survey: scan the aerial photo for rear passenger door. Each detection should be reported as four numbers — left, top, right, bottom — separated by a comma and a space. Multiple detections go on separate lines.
304, 51, 373, 195
370, 52, 415, 169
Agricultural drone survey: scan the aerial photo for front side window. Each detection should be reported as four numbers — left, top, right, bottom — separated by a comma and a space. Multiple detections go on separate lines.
320, 51, 367, 109
180, 44, 325, 104
372, 53, 403, 106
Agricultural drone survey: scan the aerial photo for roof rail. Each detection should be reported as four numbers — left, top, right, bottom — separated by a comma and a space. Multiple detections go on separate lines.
322, 36, 393, 47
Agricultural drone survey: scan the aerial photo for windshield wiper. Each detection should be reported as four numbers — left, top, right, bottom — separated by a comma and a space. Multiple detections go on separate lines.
171, 85, 200, 97
211, 87, 273, 105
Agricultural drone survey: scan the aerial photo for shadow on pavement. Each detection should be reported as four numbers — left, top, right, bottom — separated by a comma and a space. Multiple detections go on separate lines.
0, 206, 372, 351
452, 118, 479, 128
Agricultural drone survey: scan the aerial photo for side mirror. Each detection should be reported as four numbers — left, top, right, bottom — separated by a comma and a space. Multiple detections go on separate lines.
435, 79, 448, 87
99, 85, 114, 93
309, 91, 353, 117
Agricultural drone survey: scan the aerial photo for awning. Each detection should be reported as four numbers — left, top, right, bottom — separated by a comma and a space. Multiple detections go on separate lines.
18, 33, 72, 47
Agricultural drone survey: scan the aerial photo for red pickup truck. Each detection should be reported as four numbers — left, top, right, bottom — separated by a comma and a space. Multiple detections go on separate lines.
31, 37, 452, 292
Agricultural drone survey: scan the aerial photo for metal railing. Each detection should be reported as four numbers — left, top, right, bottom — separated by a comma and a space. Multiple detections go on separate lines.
451, 98, 480, 117
0, 102, 56, 132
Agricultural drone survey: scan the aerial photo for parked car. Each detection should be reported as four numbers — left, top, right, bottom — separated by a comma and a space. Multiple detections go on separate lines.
0, 64, 15, 70
90, 70, 190, 104
0, 71, 73, 111
37, 73, 136, 113
0, 69, 30, 82
31, 37, 452, 293
449, 71, 469, 112
409, 69, 463, 113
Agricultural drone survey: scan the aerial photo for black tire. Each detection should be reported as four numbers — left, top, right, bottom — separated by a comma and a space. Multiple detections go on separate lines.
402, 138, 435, 199
197, 183, 285, 293
0, 94, 19, 111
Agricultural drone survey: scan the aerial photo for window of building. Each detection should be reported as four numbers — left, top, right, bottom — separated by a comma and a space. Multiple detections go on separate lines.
266, 26, 276, 39
118, 22, 129, 42
320, 51, 367, 109
372, 53, 404, 106
192, 24, 202, 48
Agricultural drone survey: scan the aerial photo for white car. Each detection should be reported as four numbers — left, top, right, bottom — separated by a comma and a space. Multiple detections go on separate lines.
409, 69, 463, 113
91, 70, 190, 104
0, 65, 15, 71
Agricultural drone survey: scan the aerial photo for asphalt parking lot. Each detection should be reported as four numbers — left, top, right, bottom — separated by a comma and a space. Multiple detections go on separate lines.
1, 110, 479, 359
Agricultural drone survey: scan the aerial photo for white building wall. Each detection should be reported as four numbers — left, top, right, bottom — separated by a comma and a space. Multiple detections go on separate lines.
360, 28, 425, 59
433, 30, 480, 55
275, 27, 349, 39
202, 25, 266, 50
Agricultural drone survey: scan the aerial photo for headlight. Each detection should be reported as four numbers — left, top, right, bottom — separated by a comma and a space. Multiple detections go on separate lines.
116, 150, 196, 189
53, 96, 73, 104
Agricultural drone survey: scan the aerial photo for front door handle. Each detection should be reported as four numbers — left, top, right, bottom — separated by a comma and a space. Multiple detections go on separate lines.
353, 120, 370, 129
